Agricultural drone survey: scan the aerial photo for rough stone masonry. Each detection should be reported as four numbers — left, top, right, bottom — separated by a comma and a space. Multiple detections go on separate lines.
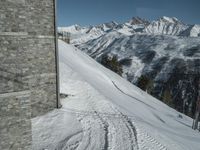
0, 0, 59, 149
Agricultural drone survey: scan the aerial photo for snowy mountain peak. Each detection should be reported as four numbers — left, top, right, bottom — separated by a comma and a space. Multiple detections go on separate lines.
97, 21, 119, 31
74, 24, 83, 31
159, 16, 180, 24
109, 21, 118, 26
68, 24, 82, 30
58, 24, 83, 34
145, 16, 188, 35
73, 24, 81, 27
180, 24, 200, 37
58, 16, 200, 45
129, 17, 150, 26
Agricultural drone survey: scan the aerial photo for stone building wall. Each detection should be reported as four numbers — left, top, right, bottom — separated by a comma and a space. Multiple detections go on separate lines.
0, 0, 58, 149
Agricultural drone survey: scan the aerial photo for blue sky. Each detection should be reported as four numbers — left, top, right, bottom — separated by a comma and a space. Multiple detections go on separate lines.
57, 0, 200, 26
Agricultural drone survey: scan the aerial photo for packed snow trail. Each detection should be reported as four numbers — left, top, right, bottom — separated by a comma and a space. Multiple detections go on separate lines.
32, 40, 200, 150
59, 63, 139, 150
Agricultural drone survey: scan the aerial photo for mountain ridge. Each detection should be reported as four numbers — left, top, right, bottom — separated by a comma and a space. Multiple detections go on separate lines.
58, 16, 200, 45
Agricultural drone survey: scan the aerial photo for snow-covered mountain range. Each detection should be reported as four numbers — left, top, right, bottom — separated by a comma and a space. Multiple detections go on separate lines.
58, 16, 200, 118
58, 16, 200, 45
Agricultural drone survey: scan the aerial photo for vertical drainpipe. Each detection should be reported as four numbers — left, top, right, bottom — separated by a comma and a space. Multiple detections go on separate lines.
53, 0, 61, 108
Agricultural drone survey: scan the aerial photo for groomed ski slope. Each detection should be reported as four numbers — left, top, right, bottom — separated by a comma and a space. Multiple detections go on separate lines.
32, 40, 200, 150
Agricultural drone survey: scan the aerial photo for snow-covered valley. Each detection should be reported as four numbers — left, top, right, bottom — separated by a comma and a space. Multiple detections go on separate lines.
32, 40, 200, 150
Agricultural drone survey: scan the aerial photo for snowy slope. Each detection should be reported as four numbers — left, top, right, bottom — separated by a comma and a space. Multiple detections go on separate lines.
32, 40, 200, 150
78, 29, 200, 117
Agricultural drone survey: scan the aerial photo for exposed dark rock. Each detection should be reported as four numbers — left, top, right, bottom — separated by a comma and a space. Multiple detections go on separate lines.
183, 46, 200, 57
119, 58, 132, 66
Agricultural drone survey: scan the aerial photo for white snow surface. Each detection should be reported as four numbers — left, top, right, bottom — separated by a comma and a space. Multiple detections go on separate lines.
32, 40, 200, 150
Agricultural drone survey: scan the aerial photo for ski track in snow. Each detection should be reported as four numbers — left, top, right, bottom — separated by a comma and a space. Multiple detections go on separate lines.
55, 131, 83, 150
109, 79, 181, 150
58, 105, 170, 150
58, 78, 170, 150
108, 81, 169, 150
61, 102, 139, 150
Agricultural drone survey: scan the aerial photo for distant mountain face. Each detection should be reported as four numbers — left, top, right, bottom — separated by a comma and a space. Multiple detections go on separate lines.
58, 16, 200, 45
129, 17, 150, 26
59, 17, 200, 117
144, 16, 188, 35
180, 24, 200, 37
